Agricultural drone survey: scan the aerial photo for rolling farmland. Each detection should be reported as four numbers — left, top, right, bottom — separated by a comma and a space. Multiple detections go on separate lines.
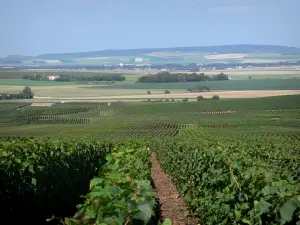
2, 9, 300, 225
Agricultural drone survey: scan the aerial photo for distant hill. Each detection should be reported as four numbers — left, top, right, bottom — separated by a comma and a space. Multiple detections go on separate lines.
1, 45, 300, 60
1, 45, 300, 65
36, 44, 300, 59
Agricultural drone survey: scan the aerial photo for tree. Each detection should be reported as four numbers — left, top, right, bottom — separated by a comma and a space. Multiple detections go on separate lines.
212, 95, 220, 100
197, 96, 204, 101
182, 98, 188, 103
22, 86, 33, 96
171, 99, 175, 102
164, 90, 170, 94
147, 90, 151, 95
212, 73, 229, 81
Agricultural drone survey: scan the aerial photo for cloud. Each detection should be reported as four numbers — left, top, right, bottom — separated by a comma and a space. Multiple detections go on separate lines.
208, 5, 254, 13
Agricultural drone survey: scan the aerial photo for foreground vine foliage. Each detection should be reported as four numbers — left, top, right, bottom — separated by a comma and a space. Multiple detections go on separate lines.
50, 145, 169, 225
151, 137, 300, 225
0, 137, 114, 225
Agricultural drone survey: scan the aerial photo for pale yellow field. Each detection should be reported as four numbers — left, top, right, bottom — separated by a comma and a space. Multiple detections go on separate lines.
0, 85, 182, 98
30, 90, 300, 101
44, 60, 61, 64
204, 54, 248, 59
31, 103, 54, 107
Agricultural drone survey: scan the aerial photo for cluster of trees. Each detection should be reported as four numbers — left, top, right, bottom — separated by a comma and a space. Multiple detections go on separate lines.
23, 74, 126, 82
23, 74, 48, 81
0, 87, 34, 100
187, 85, 210, 92
146, 90, 171, 95
55, 74, 126, 82
197, 95, 220, 101
76, 81, 116, 84
137, 71, 229, 83
145, 95, 220, 103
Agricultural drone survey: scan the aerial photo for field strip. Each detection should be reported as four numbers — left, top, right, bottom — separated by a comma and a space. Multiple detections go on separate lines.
33, 90, 300, 100
30, 103, 54, 107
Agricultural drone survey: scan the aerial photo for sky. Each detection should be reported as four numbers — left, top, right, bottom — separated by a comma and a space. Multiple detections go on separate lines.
0, 0, 299, 57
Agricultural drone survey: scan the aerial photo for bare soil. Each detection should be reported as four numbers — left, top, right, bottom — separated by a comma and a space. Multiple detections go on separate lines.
151, 153, 199, 225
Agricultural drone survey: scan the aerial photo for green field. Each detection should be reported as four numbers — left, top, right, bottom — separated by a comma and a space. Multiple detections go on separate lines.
1, 95, 300, 137
0, 70, 131, 79
88, 79, 300, 90
0, 79, 79, 86
1, 94, 300, 224
1, 78, 300, 91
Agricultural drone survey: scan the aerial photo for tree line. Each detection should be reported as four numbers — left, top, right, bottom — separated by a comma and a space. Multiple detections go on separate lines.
187, 85, 210, 92
137, 71, 229, 83
76, 81, 117, 84
0, 87, 34, 100
22, 74, 126, 82
145, 95, 220, 103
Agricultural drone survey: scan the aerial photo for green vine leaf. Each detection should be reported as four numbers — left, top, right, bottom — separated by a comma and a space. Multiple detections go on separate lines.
280, 200, 298, 222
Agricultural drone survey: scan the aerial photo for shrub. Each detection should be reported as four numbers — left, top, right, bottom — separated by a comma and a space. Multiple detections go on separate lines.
212, 95, 220, 100
182, 98, 188, 103
164, 90, 170, 94
197, 96, 204, 101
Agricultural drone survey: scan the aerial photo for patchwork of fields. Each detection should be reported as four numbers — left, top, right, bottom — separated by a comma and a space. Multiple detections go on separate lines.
5, 52, 299, 65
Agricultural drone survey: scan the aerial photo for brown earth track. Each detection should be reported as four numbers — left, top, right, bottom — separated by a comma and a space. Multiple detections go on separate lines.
151, 153, 199, 225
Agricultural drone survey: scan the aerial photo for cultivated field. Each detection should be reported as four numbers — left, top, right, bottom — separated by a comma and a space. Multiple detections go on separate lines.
1, 67, 300, 102
31, 90, 300, 100
1, 95, 300, 225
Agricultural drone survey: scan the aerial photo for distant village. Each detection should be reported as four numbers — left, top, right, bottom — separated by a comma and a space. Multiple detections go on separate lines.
1, 60, 300, 72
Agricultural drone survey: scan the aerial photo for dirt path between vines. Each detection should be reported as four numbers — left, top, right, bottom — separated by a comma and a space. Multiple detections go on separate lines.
151, 153, 199, 225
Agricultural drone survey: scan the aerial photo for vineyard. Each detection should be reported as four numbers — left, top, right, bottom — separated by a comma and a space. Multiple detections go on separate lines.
0, 95, 300, 224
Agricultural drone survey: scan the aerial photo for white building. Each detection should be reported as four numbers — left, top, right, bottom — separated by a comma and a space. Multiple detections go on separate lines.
47, 75, 60, 80
135, 58, 143, 63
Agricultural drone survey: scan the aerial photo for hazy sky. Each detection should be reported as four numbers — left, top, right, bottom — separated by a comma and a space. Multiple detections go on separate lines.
0, 0, 299, 57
